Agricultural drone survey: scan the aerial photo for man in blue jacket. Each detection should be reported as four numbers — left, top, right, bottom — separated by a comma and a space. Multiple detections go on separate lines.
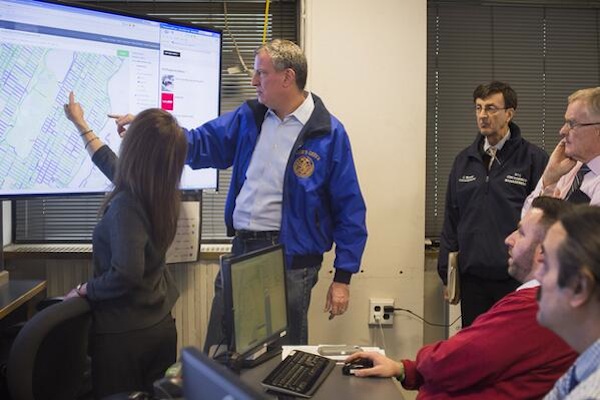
116, 39, 367, 349
438, 81, 547, 327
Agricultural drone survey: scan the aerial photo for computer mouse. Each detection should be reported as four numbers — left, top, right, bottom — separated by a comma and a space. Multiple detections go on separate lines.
342, 358, 374, 375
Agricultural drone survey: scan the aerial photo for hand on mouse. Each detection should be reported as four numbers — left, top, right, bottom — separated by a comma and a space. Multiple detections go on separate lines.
342, 357, 373, 375
344, 351, 404, 378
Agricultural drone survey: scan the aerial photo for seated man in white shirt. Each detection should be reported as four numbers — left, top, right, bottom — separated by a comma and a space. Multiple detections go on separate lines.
523, 87, 600, 215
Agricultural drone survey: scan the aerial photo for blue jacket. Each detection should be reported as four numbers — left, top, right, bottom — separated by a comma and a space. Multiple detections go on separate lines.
438, 122, 548, 284
185, 94, 367, 283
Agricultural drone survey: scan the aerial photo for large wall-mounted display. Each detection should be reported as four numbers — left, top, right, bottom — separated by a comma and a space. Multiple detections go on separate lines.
0, 0, 221, 197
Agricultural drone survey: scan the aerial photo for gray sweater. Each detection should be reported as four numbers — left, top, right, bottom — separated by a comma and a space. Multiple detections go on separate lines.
87, 145, 179, 334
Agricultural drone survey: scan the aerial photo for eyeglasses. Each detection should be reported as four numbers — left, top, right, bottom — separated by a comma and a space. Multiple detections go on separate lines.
563, 120, 600, 130
475, 105, 508, 115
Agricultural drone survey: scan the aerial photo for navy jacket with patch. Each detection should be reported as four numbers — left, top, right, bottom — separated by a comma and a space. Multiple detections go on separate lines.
185, 94, 367, 283
438, 122, 548, 284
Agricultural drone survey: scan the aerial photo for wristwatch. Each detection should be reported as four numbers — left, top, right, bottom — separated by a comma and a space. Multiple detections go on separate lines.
75, 283, 86, 297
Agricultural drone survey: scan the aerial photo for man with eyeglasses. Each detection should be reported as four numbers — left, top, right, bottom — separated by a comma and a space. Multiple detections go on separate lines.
536, 205, 600, 399
438, 81, 548, 327
523, 87, 600, 213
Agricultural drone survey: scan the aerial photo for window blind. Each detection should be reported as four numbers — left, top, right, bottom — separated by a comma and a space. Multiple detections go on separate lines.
426, 0, 600, 239
14, 0, 298, 243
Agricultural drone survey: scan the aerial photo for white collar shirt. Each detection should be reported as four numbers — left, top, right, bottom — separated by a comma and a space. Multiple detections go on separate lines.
522, 154, 600, 217
483, 129, 511, 153
233, 92, 315, 231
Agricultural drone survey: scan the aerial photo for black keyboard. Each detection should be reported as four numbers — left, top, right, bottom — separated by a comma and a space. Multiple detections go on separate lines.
261, 350, 336, 398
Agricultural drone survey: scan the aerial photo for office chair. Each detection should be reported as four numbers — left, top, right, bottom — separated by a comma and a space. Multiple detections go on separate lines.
7, 297, 92, 400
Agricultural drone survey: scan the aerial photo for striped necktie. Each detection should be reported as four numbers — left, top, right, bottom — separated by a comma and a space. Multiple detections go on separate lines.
486, 147, 497, 171
566, 163, 591, 201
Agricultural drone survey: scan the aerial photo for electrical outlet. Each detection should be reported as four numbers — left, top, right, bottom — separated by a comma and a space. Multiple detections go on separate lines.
200, 244, 233, 254
369, 298, 394, 325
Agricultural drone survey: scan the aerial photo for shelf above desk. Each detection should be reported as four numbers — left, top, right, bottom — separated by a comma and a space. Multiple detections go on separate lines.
0, 278, 47, 321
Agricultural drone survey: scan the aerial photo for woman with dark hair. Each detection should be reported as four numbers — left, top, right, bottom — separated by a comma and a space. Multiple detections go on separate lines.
63, 92, 187, 398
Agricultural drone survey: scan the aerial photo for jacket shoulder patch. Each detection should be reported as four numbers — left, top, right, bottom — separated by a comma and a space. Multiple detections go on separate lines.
294, 155, 314, 178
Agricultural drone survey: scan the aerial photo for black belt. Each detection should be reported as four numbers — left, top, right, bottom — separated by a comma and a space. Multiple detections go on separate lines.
235, 230, 280, 240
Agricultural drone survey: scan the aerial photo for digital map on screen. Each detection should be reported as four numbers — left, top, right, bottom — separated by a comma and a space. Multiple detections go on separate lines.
1, 46, 127, 192
0, 0, 221, 196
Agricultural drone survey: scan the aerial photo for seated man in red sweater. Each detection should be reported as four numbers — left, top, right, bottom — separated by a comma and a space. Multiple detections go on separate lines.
347, 197, 577, 399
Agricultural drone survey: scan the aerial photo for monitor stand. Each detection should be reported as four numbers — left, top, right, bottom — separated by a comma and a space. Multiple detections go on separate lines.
241, 344, 281, 368
209, 344, 281, 370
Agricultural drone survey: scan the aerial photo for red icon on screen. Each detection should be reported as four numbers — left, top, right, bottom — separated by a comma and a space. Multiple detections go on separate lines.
161, 93, 174, 110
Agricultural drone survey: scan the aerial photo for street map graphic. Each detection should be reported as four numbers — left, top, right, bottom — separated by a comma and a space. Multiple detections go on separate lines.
0, 43, 127, 193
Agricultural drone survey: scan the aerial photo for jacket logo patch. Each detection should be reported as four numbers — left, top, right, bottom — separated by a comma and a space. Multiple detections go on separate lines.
505, 173, 528, 186
458, 175, 476, 183
294, 155, 315, 178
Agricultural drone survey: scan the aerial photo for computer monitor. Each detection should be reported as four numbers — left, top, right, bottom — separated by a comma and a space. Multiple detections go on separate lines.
0, 0, 221, 198
221, 244, 288, 365
182, 347, 266, 400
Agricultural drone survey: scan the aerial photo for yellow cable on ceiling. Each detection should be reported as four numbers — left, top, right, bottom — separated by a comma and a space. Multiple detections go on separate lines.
262, 0, 271, 44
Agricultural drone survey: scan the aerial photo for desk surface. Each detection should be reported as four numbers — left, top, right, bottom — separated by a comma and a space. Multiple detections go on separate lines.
0, 279, 46, 320
240, 355, 404, 400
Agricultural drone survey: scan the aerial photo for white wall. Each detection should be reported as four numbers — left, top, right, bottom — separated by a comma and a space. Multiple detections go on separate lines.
302, 0, 427, 373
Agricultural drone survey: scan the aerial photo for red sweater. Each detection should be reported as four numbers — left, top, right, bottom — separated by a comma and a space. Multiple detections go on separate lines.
401, 287, 577, 399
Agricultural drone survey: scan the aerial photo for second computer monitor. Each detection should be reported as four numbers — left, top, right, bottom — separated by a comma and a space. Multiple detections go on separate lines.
182, 347, 266, 400
221, 244, 288, 361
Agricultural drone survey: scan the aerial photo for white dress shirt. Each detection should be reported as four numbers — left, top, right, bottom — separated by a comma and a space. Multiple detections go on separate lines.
522, 154, 600, 217
233, 93, 315, 231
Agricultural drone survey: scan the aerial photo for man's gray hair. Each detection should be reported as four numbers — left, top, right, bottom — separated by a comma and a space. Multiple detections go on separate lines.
568, 87, 600, 117
255, 39, 307, 90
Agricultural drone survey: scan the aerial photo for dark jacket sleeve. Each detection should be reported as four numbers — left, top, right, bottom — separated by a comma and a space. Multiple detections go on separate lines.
438, 161, 460, 285
91, 145, 118, 182
528, 146, 549, 195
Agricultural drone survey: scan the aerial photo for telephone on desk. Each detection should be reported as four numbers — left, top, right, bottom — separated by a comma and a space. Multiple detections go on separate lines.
153, 377, 183, 399
104, 362, 183, 399
153, 361, 183, 399
103, 378, 182, 400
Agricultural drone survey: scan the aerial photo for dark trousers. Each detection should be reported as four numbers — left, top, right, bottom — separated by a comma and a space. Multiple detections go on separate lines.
203, 236, 320, 354
91, 314, 177, 399
459, 273, 520, 327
